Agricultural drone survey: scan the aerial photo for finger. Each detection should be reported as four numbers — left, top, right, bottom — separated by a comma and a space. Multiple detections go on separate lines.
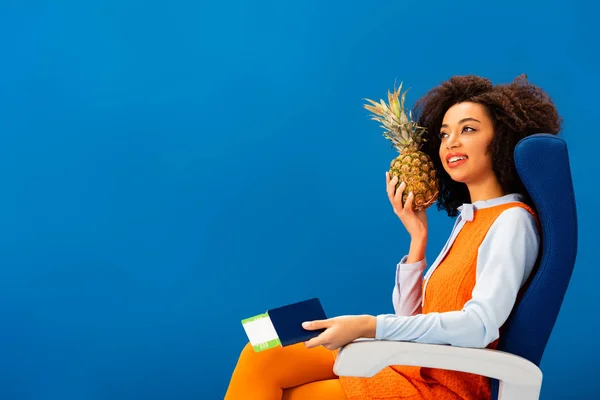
302, 319, 330, 330
386, 175, 398, 201
404, 191, 414, 212
304, 335, 324, 349
324, 342, 340, 351
305, 329, 332, 349
393, 181, 406, 207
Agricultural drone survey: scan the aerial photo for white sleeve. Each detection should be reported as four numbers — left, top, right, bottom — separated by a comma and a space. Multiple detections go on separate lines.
392, 257, 427, 316
375, 207, 540, 348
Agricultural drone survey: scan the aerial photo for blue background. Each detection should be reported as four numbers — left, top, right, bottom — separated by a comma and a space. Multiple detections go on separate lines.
0, 0, 597, 398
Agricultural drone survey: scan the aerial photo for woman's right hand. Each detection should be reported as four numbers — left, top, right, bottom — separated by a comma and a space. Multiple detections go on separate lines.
386, 171, 428, 241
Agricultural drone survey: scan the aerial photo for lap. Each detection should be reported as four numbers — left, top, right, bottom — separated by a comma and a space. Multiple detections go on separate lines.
283, 379, 346, 400
228, 341, 339, 391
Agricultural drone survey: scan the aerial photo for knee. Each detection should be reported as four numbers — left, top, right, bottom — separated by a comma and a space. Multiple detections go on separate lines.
238, 342, 256, 363
241, 341, 273, 360
235, 341, 287, 375
234, 342, 266, 375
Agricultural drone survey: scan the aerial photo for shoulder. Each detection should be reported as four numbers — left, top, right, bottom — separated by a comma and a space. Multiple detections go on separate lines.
495, 203, 537, 227
475, 203, 541, 283
485, 204, 540, 245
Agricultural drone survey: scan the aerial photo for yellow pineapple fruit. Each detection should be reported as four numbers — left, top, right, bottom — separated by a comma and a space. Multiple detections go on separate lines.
364, 82, 438, 211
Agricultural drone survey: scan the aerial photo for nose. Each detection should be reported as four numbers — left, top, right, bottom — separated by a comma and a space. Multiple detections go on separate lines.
446, 133, 461, 149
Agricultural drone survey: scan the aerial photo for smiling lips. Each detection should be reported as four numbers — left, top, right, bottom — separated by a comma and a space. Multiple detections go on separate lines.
446, 152, 468, 168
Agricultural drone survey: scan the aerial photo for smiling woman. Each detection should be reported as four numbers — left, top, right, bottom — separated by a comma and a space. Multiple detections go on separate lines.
224, 75, 563, 400
417, 74, 562, 217
439, 103, 502, 202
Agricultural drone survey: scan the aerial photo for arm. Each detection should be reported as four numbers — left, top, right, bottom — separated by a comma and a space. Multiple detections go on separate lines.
393, 218, 459, 316
384, 174, 430, 316
377, 207, 540, 348
392, 256, 426, 316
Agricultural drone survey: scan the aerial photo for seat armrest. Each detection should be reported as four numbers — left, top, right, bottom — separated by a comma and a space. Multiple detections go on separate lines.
333, 339, 542, 400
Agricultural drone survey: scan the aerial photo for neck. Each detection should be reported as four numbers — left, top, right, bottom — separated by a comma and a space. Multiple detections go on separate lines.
467, 176, 506, 203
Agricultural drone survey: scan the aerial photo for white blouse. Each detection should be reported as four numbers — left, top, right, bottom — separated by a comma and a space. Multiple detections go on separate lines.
375, 193, 540, 348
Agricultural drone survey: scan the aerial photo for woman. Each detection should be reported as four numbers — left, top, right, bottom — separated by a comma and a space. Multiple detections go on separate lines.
224, 74, 562, 400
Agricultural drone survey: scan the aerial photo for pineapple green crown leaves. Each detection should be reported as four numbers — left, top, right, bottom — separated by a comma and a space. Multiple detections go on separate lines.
363, 82, 428, 152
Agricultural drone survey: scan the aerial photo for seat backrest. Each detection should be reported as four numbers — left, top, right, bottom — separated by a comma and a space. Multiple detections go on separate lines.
490, 133, 578, 399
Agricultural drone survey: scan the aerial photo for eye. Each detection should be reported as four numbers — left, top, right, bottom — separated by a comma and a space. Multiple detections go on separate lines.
439, 132, 449, 139
462, 126, 475, 133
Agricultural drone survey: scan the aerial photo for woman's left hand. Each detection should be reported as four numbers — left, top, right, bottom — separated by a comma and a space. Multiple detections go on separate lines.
302, 315, 377, 350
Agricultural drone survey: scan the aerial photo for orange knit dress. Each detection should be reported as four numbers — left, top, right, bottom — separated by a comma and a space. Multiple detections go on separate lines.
339, 202, 535, 400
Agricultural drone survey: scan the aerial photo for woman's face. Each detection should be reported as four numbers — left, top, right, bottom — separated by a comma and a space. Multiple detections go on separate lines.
438, 102, 496, 185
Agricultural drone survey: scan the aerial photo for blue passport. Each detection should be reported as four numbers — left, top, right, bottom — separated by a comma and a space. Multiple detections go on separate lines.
241, 298, 328, 352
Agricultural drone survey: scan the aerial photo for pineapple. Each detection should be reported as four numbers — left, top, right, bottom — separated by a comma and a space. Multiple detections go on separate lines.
364, 82, 438, 211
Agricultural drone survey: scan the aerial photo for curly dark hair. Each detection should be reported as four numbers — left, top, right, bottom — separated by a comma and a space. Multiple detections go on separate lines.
412, 74, 562, 217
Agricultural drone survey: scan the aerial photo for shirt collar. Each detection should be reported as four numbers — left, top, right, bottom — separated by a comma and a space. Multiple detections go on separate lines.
457, 193, 524, 222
